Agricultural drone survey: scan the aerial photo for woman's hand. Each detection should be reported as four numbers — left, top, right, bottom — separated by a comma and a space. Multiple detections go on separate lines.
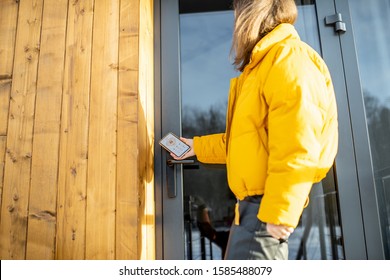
170, 137, 195, 160
266, 223, 294, 240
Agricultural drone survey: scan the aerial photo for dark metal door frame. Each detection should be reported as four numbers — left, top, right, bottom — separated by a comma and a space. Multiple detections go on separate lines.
154, 0, 185, 260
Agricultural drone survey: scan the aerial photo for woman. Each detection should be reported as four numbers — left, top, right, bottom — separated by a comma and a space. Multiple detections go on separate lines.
171, 0, 338, 260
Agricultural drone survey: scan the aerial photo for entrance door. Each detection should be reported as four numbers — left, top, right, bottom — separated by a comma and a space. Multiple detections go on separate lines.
155, 0, 385, 259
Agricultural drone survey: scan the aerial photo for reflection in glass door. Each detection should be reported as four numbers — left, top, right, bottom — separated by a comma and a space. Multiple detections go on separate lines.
180, 7, 236, 260
178, 0, 344, 260
349, 0, 390, 259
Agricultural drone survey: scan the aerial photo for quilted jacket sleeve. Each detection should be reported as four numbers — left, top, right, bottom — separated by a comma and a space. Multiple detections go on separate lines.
258, 47, 332, 228
193, 133, 227, 164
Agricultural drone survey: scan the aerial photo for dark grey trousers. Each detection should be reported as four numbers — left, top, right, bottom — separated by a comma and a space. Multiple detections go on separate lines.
224, 196, 288, 260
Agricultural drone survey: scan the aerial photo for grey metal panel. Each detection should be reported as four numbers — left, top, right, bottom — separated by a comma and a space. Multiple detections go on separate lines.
335, 0, 385, 260
159, 0, 185, 260
316, 0, 367, 259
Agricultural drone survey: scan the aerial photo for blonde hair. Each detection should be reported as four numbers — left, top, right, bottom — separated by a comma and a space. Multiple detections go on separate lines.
231, 0, 298, 71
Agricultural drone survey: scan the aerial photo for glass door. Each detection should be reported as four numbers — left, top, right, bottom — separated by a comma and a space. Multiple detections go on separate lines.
156, 0, 383, 259
179, 0, 344, 260
179, 6, 236, 260
347, 0, 390, 259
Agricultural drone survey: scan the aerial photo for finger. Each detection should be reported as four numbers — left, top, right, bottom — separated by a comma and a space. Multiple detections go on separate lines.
272, 229, 291, 240
280, 230, 292, 240
266, 223, 293, 239
179, 137, 189, 144
269, 230, 282, 240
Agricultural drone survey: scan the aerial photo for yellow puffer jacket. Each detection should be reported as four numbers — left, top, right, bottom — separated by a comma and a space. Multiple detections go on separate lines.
193, 23, 338, 228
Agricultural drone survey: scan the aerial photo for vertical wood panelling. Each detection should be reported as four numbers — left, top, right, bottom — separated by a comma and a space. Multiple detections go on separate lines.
0, 0, 44, 259
0, 0, 19, 213
86, 0, 119, 260
56, 0, 94, 259
0, 0, 155, 260
117, 0, 140, 260
0, 0, 18, 136
26, 0, 69, 260
0, 136, 6, 209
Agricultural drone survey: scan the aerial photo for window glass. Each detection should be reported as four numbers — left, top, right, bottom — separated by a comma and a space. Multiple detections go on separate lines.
350, 0, 390, 259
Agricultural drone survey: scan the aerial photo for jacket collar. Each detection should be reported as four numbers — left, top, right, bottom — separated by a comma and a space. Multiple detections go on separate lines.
245, 23, 300, 71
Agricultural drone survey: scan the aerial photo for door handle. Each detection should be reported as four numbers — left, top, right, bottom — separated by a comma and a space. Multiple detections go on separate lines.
166, 159, 196, 198
167, 159, 195, 167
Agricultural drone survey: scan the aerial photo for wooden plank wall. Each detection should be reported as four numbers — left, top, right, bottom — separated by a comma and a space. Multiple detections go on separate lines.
0, 0, 154, 260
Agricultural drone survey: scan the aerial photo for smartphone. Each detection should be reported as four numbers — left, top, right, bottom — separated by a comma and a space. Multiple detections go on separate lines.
159, 132, 191, 158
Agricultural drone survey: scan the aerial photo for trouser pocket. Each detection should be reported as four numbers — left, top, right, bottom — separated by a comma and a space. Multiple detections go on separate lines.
224, 198, 288, 260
